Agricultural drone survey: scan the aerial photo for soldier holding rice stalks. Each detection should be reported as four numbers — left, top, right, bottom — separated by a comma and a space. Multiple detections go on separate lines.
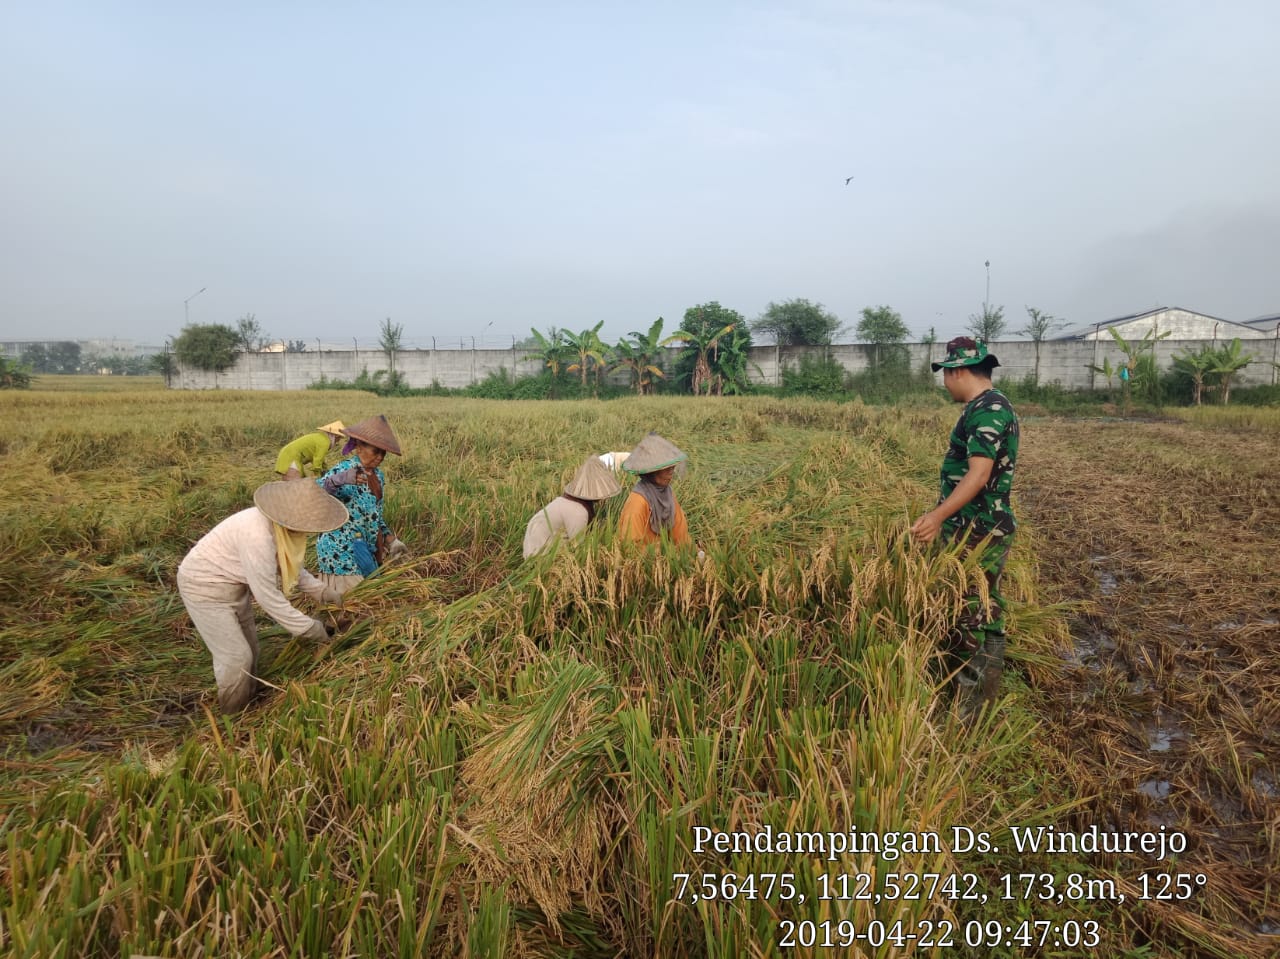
911, 337, 1020, 719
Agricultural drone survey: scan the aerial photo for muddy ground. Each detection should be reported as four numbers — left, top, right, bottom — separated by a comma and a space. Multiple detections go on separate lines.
1017, 415, 1280, 953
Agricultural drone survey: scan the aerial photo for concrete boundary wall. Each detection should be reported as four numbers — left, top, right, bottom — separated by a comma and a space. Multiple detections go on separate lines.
172, 336, 1280, 391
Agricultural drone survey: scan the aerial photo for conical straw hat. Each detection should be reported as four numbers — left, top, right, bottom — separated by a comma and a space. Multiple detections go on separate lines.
316, 420, 345, 437
623, 433, 687, 474
342, 414, 402, 455
254, 480, 349, 533
564, 456, 624, 500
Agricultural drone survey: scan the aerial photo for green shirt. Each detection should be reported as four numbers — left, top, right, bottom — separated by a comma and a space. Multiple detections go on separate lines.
939, 388, 1019, 540
275, 432, 334, 476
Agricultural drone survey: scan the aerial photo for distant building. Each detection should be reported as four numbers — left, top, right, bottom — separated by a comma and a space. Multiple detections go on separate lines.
1241, 313, 1280, 334
1057, 307, 1271, 341
1, 338, 161, 360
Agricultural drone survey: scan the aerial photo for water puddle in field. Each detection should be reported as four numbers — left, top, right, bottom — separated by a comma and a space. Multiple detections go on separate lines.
1064, 621, 1116, 673
1138, 780, 1172, 800
1143, 721, 1190, 753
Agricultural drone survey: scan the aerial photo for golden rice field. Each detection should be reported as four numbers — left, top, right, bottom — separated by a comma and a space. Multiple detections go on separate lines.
0, 380, 1276, 958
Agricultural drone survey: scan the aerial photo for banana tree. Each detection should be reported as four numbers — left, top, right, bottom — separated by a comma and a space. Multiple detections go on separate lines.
522, 327, 568, 377
564, 322, 606, 388
663, 321, 735, 396
1087, 356, 1117, 398
713, 325, 762, 395
613, 317, 666, 395
1206, 338, 1253, 405
1108, 326, 1171, 409
1170, 345, 1216, 405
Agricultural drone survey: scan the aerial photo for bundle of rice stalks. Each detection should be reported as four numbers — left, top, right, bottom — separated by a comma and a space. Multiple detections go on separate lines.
455, 658, 623, 939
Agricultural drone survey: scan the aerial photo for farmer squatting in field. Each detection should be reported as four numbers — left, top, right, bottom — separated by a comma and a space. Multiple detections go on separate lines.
274, 420, 346, 479
298, 414, 409, 604
617, 433, 692, 546
522, 455, 624, 558
177, 479, 348, 713
910, 337, 1020, 720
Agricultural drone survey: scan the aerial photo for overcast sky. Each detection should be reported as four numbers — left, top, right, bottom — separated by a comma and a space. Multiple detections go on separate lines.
2, 0, 1277, 349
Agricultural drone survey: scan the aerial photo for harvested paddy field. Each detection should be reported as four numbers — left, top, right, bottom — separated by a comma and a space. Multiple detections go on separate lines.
1018, 411, 1280, 953
0, 387, 1276, 957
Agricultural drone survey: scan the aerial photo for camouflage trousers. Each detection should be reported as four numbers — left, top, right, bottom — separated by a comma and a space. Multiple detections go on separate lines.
942, 533, 1011, 721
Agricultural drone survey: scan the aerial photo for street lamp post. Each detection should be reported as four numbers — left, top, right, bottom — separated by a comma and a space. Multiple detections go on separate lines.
184, 287, 206, 326
984, 261, 990, 314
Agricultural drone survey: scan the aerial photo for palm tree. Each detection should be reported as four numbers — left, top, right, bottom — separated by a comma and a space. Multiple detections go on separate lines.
564, 322, 606, 388
663, 318, 735, 396
613, 317, 666, 395
1206, 338, 1253, 405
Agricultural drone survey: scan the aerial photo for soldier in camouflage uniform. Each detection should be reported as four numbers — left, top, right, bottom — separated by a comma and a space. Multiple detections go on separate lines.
910, 337, 1020, 719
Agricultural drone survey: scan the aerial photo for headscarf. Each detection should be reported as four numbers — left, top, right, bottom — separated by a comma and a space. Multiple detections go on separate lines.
634, 474, 676, 535
272, 523, 308, 596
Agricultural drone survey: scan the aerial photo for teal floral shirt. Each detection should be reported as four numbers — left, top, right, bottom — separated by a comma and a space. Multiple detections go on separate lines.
315, 456, 391, 575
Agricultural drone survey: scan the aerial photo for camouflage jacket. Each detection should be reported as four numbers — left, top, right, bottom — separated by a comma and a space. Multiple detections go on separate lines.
939, 388, 1019, 540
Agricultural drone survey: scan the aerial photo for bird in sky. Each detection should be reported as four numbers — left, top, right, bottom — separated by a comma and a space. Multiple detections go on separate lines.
845, 176, 854, 185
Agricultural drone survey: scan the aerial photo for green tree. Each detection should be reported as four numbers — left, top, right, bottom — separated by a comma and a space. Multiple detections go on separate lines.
20, 344, 48, 372
1170, 346, 1215, 406
1087, 356, 1118, 398
613, 318, 667, 395
379, 317, 404, 387
22, 341, 83, 374
665, 307, 739, 396
856, 305, 909, 370
173, 323, 241, 371
1018, 307, 1065, 386
966, 304, 1006, 342
668, 302, 748, 394
713, 324, 761, 395
752, 298, 844, 345
0, 357, 32, 389
523, 328, 569, 377
564, 321, 607, 388
285, 339, 308, 353
236, 314, 269, 352
148, 352, 175, 378
1206, 338, 1253, 405
1107, 326, 1171, 412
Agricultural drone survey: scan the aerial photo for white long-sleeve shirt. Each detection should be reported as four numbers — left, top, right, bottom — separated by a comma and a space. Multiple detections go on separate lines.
177, 507, 316, 635
522, 496, 590, 558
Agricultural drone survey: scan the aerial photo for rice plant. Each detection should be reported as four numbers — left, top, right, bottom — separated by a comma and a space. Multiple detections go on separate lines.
1, 386, 1274, 956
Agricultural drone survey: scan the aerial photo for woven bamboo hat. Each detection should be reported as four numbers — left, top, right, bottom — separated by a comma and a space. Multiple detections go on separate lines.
342, 414, 402, 455
254, 480, 349, 533
623, 433, 688, 475
317, 420, 346, 437
564, 456, 624, 500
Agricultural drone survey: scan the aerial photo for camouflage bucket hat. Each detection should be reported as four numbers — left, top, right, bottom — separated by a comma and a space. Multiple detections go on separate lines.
931, 337, 1000, 372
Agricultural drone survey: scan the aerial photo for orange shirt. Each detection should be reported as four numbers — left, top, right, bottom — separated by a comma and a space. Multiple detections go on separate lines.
618, 491, 691, 546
